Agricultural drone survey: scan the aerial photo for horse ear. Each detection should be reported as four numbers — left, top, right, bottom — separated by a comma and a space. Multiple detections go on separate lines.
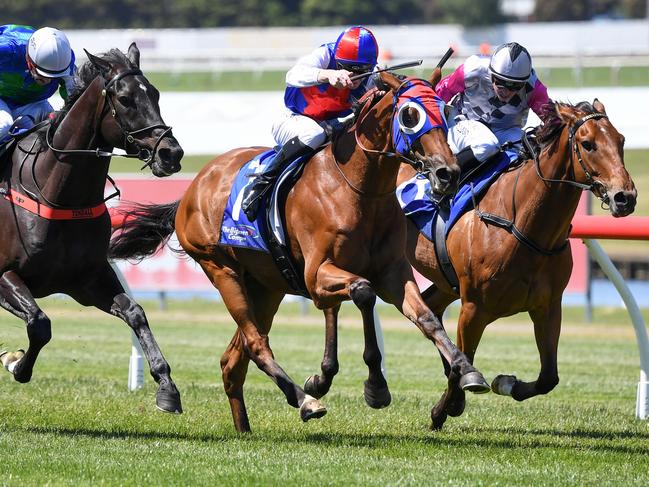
379, 71, 402, 91
429, 67, 442, 89
127, 42, 140, 68
84, 49, 111, 74
593, 98, 607, 115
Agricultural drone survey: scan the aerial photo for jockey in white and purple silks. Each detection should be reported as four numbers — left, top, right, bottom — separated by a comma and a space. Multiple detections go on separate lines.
436, 42, 550, 175
241, 25, 379, 221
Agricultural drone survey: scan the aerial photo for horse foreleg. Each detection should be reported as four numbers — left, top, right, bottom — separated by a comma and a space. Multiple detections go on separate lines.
221, 329, 252, 433
304, 305, 340, 399
0, 271, 51, 383
312, 263, 391, 408
378, 263, 490, 395
492, 300, 561, 401
71, 264, 182, 414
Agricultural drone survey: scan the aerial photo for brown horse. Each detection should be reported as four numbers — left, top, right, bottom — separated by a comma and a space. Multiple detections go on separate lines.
0, 44, 184, 413
109, 72, 493, 433
305, 98, 637, 430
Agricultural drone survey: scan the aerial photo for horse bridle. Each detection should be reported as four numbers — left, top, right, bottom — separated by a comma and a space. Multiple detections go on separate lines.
474, 112, 610, 256
46, 68, 173, 168
534, 112, 610, 207
353, 80, 440, 177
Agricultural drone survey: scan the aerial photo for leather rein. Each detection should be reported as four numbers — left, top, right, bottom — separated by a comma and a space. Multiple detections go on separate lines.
473, 112, 609, 256
5, 69, 172, 220
332, 80, 439, 197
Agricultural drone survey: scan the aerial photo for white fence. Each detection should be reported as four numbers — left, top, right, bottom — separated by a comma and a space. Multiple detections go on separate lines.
65, 21, 649, 73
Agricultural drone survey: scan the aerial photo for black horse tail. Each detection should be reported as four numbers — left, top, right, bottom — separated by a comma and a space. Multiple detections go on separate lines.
109, 200, 181, 261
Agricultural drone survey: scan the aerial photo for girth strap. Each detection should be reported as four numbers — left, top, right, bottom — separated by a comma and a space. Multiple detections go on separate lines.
433, 205, 459, 292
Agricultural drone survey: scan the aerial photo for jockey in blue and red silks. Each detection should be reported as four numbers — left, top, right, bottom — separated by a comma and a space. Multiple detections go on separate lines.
436, 42, 551, 176
241, 25, 380, 221
0, 24, 77, 142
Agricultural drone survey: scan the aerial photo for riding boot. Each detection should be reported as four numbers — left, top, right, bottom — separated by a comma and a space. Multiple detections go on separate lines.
456, 146, 488, 183
241, 137, 315, 221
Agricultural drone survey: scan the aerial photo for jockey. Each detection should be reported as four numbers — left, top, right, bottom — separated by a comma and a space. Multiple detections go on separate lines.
241, 25, 380, 220
435, 42, 550, 177
0, 25, 77, 142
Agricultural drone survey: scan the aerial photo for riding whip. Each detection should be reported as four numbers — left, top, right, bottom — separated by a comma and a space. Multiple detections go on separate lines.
349, 59, 423, 81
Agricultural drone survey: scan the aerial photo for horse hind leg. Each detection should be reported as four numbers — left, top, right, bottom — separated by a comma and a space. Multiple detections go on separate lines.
0, 272, 52, 383
221, 329, 252, 433
208, 263, 326, 429
304, 305, 341, 399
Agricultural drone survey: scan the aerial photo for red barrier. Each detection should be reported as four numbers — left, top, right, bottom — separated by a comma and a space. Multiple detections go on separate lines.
570, 215, 649, 240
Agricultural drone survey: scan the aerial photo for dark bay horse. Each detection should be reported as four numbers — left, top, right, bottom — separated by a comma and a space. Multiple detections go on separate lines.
307, 99, 637, 430
0, 44, 184, 413
109, 72, 492, 433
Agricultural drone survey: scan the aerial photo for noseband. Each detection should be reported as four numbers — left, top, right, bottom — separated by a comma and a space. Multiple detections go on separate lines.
46, 68, 173, 168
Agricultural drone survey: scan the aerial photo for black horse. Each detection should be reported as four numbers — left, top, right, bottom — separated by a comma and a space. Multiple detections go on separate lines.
0, 44, 183, 413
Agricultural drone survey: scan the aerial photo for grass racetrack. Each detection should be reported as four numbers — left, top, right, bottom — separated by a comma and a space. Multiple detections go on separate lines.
1, 299, 648, 486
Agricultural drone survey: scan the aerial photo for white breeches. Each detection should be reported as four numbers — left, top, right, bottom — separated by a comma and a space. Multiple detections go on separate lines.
447, 117, 524, 163
0, 98, 54, 141
271, 109, 328, 149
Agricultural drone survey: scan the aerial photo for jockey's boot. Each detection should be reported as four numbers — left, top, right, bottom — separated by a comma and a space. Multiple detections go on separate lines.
241, 137, 315, 221
456, 146, 489, 183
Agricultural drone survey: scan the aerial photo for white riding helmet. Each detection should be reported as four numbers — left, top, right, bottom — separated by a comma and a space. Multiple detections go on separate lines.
488, 42, 532, 83
28, 27, 73, 78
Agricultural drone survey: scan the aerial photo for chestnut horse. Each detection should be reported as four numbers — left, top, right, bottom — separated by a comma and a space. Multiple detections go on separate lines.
0, 44, 184, 413
305, 99, 637, 430
109, 72, 492, 433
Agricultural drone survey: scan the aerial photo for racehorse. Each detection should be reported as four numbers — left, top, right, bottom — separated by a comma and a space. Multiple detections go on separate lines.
304, 98, 637, 430
0, 44, 184, 414
108, 71, 493, 433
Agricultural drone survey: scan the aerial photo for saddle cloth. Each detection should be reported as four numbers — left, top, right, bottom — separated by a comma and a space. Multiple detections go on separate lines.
396, 152, 512, 241
219, 149, 309, 253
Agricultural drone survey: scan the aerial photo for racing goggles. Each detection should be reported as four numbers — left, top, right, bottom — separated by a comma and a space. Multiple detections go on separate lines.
336, 61, 373, 76
491, 75, 525, 91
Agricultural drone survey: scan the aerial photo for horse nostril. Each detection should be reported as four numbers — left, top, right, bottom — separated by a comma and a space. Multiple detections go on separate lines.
435, 167, 453, 185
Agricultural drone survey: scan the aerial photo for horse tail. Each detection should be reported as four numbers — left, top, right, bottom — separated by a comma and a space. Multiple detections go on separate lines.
109, 200, 181, 261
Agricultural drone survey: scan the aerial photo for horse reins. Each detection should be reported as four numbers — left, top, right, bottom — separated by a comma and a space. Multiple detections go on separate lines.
45, 68, 173, 169
474, 112, 609, 256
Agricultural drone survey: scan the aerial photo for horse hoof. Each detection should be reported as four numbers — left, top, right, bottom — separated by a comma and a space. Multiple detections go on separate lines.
491, 375, 517, 396
155, 388, 183, 414
0, 349, 25, 375
364, 380, 392, 409
300, 394, 327, 422
459, 371, 491, 394
430, 409, 448, 431
304, 375, 324, 399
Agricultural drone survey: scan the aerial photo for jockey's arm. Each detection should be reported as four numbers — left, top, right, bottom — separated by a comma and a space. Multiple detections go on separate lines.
436, 63, 466, 103
286, 46, 353, 89
528, 78, 551, 119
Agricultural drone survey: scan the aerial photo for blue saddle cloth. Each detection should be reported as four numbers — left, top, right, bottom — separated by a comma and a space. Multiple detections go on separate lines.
219, 149, 308, 252
396, 153, 512, 241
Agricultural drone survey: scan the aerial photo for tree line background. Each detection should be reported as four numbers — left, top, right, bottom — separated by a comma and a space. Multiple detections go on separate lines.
0, 0, 646, 28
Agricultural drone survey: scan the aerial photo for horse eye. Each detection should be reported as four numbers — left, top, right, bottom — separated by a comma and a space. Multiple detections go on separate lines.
581, 140, 595, 151
118, 96, 133, 108
401, 107, 420, 129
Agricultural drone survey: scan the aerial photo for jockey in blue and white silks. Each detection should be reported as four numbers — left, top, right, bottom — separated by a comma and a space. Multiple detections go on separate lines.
241, 25, 380, 221
436, 42, 550, 173
0, 24, 77, 141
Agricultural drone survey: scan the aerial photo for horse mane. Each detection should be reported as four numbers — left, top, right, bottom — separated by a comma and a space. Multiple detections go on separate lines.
47, 49, 135, 133
536, 100, 597, 148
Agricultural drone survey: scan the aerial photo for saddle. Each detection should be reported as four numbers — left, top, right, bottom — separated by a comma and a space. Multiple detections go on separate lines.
0, 117, 49, 171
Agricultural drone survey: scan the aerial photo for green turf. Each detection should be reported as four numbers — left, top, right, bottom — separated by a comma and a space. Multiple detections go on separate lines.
1, 299, 648, 486
145, 66, 649, 92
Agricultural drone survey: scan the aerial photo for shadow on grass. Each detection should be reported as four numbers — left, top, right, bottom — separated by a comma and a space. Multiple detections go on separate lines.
15, 422, 649, 456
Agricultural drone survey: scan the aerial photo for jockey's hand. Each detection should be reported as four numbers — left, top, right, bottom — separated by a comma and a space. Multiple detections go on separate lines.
319, 69, 354, 89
